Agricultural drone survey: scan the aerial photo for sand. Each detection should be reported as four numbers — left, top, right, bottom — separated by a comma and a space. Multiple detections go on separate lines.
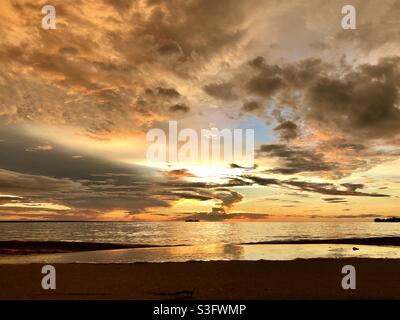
1, 259, 400, 299
0, 241, 179, 255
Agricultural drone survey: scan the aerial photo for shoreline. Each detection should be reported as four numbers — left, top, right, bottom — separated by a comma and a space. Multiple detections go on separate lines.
1, 237, 400, 255
1, 259, 400, 299
0, 241, 185, 255
241, 236, 400, 246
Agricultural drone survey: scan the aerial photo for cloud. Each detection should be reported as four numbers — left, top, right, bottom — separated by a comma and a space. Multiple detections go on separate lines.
25, 143, 53, 152
0, 129, 176, 217
0, 0, 252, 135
164, 169, 196, 179
177, 211, 269, 221
229, 163, 257, 170
246, 73, 283, 98
333, 0, 400, 52
217, 54, 400, 145
304, 57, 400, 140
198, 52, 400, 178
214, 188, 243, 210
168, 186, 245, 214
203, 82, 238, 101
154, 87, 181, 99
240, 100, 264, 116
102, 0, 135, 12
257, 144, 338, 175
169, 103, 190, 113
0, 195, 22, 205
0, 128, 254, 219
265, 198, 301, 204
0, 0, 399, 221
242, 174, 390, 198
274, 121, 298, 141
281, 180, 389, 198
323, 197, 348, 203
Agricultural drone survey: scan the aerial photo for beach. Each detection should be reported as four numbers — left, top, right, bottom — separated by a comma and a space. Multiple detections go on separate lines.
1, 259, 400, 300
1, 234, 400, 300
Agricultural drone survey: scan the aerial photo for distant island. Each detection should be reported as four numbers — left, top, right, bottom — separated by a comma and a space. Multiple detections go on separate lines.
374, 217, 400, 222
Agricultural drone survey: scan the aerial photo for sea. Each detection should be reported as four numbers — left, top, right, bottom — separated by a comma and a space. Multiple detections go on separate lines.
1, 221, 400, 263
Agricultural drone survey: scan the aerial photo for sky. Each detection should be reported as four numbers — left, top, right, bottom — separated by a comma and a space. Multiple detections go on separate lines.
0, 0, 400, 221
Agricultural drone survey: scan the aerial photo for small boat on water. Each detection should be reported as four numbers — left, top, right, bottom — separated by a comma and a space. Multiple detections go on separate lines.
374, 217, 400, 222
185, 219, 200, 222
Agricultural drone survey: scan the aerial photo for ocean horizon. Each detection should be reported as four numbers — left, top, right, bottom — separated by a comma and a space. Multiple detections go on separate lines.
1, 221, 400, 263
1, 221, 400, 245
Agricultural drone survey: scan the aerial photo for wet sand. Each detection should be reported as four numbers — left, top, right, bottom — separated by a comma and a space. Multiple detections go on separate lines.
1, 259, 400, 299
1, 237, 400, 256
0, 241, 180, 255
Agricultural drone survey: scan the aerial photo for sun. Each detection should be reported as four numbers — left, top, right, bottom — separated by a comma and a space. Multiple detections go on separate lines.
176, 164, 245, 184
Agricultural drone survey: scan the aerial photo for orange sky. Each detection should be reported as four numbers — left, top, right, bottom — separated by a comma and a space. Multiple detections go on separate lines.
0, 0, 400, 221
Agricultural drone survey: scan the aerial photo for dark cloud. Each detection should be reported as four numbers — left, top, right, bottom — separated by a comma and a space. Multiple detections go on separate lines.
58, 47, 79, 56
256, 138, 391, 179
203, 82, 238, 101
0, 129, 176, 216
229, 163, 257, 170
156, 87, 181, 99
177, 211, 269, 221
341, 183, 365, 192
0, 148, 251, 218
285, 192, 310, 198
0, 195, 22, 205
168, 185, 246, 213
0, 128, 146, 180
323, 197, 348, 203
265, 198, 301, 204
242, 174, 389, 198
242, 175, 279, 186
246, 76, 283, 98
245, 56, 323, 97
248, 56, 400, 150
175, 53, 400, 180
282, 180, 389, 198
304, 57, 400, 140
257, 144, 337, 175
240, 101, 263, 115
274, 121, 298, 141
318, 139, 366, 153
216, 55, 400, 155
170, 192, 213, 201
169, 103, 190, 113
157, 40, 183, 56
164, 169, 196, 179
214, 188, 243, 210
